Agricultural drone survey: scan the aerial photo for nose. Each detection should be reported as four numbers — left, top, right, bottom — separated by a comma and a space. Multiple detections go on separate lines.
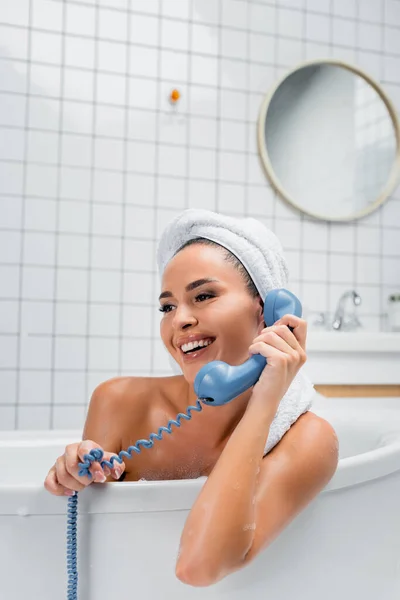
171, 304, 198, 331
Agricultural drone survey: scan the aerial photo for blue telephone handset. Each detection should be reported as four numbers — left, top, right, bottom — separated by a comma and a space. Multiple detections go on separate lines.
194, 288, 302, 406
68, 287, 302, 600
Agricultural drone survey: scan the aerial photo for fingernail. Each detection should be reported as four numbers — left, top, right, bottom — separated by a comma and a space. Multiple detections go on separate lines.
103, 465, 111, 476
113, 467, 122, 480
94, 471, 106, 483
64, 490, 74, 496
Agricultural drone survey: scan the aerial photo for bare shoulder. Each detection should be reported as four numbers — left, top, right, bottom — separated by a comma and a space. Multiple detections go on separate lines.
83, 377, 147, 436
91, 375, 156, 405
305, 411, 339, 444
291, 410, 338, 446
271, 410, 339, 469
85, 375, 186, 430
88, 375, 177, 411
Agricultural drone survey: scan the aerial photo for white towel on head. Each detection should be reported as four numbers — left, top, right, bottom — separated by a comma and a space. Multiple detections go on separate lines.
157, 208, 289, 300
157, 208, 316, 456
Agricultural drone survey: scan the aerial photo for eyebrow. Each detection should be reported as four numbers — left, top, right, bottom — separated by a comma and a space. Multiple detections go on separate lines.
159, 278, 219, 301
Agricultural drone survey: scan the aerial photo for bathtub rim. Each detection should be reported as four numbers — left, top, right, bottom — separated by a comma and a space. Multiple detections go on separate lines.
0, 405, 400, 516
2, 404, 400, 515
3, 436, 400, 516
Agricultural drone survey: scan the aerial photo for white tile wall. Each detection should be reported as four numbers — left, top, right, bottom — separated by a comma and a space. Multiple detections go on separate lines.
0, 0, 399, 430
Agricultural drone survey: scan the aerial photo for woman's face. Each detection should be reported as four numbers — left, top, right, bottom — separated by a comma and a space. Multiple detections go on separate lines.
159, 244, 264, 384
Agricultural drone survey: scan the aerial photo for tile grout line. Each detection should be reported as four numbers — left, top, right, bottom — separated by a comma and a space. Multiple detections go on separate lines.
14, 0, 33, 429
49, 0, 67, 429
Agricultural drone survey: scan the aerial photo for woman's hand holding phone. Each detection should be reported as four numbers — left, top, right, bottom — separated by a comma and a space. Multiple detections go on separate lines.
248, 314, 307, 408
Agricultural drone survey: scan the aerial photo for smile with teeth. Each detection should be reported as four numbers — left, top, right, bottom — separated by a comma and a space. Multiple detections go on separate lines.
180, 338, 215, 354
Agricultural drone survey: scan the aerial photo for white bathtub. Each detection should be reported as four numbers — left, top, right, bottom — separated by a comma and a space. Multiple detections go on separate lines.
1, 395, 400, 600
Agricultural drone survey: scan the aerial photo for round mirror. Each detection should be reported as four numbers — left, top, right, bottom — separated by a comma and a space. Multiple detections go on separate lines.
258, 60, 400, 221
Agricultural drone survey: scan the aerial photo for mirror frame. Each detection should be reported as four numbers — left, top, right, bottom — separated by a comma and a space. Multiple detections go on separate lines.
257, 59, 400, 222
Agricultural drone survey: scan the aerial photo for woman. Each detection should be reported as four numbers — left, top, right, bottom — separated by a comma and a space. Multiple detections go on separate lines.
44, 209, 339, 587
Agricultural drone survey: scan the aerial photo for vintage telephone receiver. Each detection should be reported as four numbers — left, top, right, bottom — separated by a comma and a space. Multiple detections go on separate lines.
194, 288, 302, 406
68, 288, 301, 599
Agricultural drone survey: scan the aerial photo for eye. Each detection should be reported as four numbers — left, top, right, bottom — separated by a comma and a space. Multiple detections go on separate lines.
158, 292, 215, 314
159, 304, 174, 313
195, 293, 214, 302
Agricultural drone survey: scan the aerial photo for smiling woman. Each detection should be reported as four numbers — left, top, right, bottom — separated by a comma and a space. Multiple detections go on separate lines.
160, 237, 260, 367
158, 243, 265, 386
44, 208, 337, 587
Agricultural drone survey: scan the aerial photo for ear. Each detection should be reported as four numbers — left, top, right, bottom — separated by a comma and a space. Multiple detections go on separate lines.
256, 296, 265, 331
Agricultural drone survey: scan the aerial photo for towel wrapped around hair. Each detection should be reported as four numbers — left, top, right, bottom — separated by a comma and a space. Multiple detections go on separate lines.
157, 208, 289, 300
157, 208, 315, 456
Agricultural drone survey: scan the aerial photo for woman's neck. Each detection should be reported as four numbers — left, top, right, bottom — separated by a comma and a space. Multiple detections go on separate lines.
184, 381, 252, 450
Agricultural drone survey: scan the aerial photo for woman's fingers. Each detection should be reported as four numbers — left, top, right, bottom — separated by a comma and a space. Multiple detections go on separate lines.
44, 440, 125, 497
102, 452, 125, 480
62, 442, 96, 484
275, 315, 307, 350
44, 465, 71, 496
249, 324, 307, 367
75, 443, 125, 481
44, 458, 85, 496
77, 441, 108, 483
254, 318, 307, 353
55, 455, 86, 492
249, 340, 291, 363
251, 327, 299, 354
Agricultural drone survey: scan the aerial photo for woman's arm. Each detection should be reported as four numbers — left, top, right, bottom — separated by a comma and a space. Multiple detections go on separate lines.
175, 385, 277, 583
175, 395, 338, 587
175, 315, 339, 586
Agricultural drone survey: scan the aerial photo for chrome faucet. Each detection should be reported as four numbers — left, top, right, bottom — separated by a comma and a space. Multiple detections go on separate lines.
332, 290, 362, 330
311, 289, 363, 331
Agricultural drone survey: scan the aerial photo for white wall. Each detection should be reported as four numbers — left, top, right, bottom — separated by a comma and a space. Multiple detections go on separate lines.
0, 0, 400, 430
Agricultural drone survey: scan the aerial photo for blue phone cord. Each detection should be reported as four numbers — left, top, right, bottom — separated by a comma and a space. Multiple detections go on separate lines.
66, 398, 203, 600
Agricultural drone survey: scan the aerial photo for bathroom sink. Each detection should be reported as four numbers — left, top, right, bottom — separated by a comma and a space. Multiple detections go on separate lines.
307, 331, 400, 352
305, 332, 400, 385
